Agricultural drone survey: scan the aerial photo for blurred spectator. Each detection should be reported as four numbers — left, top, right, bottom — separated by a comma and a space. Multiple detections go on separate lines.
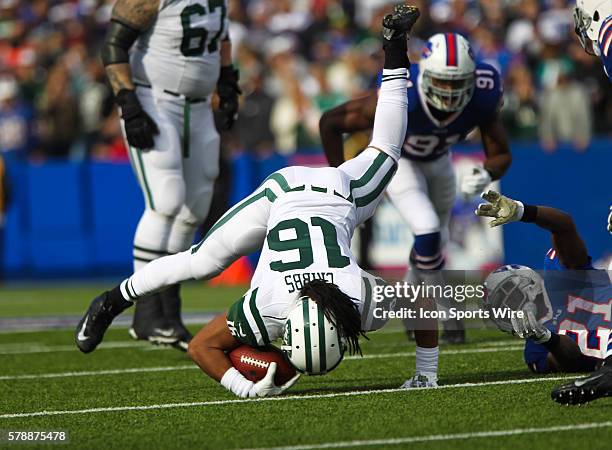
0, 0, 608, 159
234, 69, 276, 155
505, 0, 542, 59
35, 60, 79, 159
502, 63, 539, 140
539, 62, 592, 152
0, 76, 34, 161
77, 57, 113, 156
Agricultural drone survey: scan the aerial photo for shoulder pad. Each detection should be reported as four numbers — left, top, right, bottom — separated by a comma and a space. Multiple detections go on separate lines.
472, 62, 503, 111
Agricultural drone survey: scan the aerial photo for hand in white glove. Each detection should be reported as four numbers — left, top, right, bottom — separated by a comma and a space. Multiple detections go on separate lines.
510, 309, 551, 344
461, 166, 492, 197
252, 362, 300, 398
475, 190, 523, 227
607, 206, 611, 234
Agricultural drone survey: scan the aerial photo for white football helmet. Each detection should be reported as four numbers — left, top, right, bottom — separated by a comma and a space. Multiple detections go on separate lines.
484, 265, 553, 333
281, 297, 346, 375
419, 33, 476, 113
574, 0, 612, 56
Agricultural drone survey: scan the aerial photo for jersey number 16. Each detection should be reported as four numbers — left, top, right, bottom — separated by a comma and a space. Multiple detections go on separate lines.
267, 217, 350, 272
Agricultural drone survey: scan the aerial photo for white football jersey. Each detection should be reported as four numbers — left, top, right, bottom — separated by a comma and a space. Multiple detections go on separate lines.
226, 165, 393, 348
130, 0, 229, 98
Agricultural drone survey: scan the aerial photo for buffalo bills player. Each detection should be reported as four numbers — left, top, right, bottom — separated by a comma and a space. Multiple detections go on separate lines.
476, 191, 612, 404
574, 0, 612, 81
320, 33, 511, 388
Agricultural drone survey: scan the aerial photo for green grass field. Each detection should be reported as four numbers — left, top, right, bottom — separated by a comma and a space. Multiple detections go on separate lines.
1, 283, 611, 449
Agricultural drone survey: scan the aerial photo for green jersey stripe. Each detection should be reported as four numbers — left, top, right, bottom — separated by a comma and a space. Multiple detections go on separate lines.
131, 146, 156, 210
311, 186, 328, 193
303, 300, 313, 373
191, 188, 277, 253
182, 102, 190, 158
355, 163, 396, 207
248, 288, 270, 345
317, 307, 326, 373
227, 297, 257, 346
347, 152, 388, 202
264, 173, 291, 192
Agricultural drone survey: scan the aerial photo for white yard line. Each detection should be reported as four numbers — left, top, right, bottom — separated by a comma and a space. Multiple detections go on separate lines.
0, 341, 149, 355
0, 338, 522, 355
0, 346, 524, 381
0, 365, 196, 381
0, 374, 574, 419
239, 422, 612, 450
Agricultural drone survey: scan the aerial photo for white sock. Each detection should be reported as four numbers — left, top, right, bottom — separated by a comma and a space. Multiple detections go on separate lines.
120, 250, 194, 300
369, 68, 408, 162
416, 345, 439, 375
132, 210, 172, 270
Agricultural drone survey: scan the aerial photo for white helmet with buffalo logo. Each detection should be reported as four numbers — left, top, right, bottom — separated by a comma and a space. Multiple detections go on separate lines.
419, 33, 476, 112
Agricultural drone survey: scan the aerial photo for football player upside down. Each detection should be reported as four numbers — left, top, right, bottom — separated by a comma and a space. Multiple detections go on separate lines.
75, 6, 421, 398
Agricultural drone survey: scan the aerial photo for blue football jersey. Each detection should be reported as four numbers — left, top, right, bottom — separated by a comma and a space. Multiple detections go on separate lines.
401, 62, 503, 161
541, 249, 612, 359
598, 15, 612, 82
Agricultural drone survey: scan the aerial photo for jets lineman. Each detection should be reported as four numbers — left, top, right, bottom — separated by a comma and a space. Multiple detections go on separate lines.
101, 0, 240, 350
76, 5, 421, 397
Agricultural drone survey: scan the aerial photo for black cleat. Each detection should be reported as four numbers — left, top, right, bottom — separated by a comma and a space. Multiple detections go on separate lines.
441, 318, 466, 345
551, 364, 612, 405
128, 325, 180, 347
382, 4, 420, 41
168, 322, 192, 352
129, 293, 179, 347
441, 329, 466, 345
160, 284, 192, 352
75, 291, 132, 353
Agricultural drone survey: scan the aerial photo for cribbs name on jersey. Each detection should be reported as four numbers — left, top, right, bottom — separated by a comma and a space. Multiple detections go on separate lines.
284, 272, 335, 293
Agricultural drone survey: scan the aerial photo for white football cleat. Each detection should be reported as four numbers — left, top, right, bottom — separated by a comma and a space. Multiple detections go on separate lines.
400, 371, 438, 389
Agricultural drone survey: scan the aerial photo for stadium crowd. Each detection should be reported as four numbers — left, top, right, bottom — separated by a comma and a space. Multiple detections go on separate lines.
0, 0, 610, 164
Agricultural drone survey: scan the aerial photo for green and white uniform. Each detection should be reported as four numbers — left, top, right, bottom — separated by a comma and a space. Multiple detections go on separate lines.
222, 159, 398, 346
126, 0, 228, 269
120, 68, 410, 340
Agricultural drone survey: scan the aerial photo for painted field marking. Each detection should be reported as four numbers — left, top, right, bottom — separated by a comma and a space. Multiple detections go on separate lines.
0, 346, 524, 381
0, 374, 574, 419
239, 421, 612, 450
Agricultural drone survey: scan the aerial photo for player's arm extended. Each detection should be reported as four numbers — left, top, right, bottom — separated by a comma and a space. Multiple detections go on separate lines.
479, 114, 512, 181
102, 0, 159, 95
529, 206, 590, 268
188, 314, 240, 382
319, 93, 378, 167
477, 191, 590, 268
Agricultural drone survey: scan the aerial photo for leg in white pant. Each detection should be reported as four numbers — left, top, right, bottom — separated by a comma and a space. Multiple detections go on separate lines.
120, 178, 278, 301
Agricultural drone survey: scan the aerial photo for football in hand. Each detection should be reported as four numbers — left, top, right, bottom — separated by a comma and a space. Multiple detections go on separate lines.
229, 345, 296, 385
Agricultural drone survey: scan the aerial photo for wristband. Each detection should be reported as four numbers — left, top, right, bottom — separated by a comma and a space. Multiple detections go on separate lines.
520, 204, 538, 223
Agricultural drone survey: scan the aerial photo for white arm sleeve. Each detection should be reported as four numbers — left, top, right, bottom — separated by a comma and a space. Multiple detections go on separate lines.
368, 68, 409, 162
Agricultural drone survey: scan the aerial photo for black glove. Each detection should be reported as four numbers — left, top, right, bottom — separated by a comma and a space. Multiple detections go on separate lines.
216, 65, 241, 130
116, 89, 159, 149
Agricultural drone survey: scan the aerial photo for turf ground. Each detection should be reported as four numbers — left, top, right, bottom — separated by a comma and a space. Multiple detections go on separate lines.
1, 283, 611, 449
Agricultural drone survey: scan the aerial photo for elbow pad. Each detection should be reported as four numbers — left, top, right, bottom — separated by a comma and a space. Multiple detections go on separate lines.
101, 19, 140, 66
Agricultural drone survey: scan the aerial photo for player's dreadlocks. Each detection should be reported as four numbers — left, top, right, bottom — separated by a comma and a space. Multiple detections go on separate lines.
300, 279, 368, 356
